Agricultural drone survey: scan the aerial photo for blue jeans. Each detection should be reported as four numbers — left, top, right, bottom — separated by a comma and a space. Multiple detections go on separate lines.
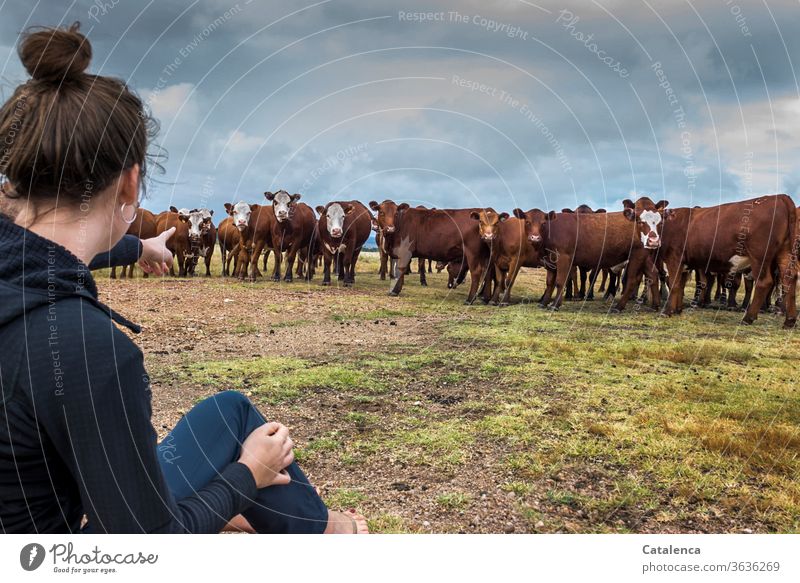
158, 391, 329, 533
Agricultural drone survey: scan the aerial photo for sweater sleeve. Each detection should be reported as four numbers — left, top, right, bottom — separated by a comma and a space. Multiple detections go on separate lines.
88, 235, 143, 271
29, 309, 257, 533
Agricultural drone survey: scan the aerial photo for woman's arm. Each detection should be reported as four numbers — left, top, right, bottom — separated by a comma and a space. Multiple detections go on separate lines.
89, 228, 174, 275
88, 235, 142, 270
30, 308, 257, 533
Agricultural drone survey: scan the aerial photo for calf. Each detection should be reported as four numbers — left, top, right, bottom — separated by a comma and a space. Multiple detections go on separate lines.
313, 200, 373, 286
539, 197, 668, 311
217, 216, 241, 276
657, 194, 797, 327
264, 191, 316, 282
477, 208, 549, 305
155, 208, 192, 276
111, 207, 157, 279
369, 200, 492, 303
224, 201, 275, 281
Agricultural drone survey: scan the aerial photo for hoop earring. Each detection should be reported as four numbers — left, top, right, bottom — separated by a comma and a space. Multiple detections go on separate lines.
120, 203, 138, 224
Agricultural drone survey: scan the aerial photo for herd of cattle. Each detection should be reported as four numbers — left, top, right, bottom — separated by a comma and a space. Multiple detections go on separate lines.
116, 191, 799, 328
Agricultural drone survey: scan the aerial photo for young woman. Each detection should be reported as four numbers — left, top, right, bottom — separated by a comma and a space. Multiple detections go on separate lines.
0, 24, 367, 534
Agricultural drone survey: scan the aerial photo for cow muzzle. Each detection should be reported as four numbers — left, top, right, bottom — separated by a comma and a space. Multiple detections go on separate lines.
644, 233, 660, 249
384, 226, 395, 234
529, 234, 542, 244
331, 228, 342, 238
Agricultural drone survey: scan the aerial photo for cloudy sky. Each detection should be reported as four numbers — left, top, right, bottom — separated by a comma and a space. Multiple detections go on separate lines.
1, 0, 798, 215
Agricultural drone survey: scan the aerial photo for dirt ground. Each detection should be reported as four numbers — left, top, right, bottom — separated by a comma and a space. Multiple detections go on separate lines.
96, 252, 800, 533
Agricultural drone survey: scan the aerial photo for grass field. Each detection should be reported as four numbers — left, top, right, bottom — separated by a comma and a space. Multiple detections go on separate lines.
96, 251, 800, 533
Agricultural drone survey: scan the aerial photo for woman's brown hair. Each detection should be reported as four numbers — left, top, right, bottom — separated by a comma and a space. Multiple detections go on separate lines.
0, 22, 159, 204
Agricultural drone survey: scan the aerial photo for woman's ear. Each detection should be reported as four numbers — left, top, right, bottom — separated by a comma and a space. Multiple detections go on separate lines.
118, 164, 140, 205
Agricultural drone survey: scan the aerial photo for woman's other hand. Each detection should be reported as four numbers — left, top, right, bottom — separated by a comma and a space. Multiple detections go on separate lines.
238, 422, 295, 489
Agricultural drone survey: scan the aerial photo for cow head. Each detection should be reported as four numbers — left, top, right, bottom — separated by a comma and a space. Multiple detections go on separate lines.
369, 200, 408, 235
623, 197, 669, 249
316, 202, 353, 239
186, 208, 214, 239
224, 201, 252, 231
265, 190, 301, 222
169, 206, 190, 223
470, 209, 508, 242
512, 208, 549, 246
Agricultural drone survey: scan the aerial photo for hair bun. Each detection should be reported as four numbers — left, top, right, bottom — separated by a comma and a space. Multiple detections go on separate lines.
19, 22, 91, 83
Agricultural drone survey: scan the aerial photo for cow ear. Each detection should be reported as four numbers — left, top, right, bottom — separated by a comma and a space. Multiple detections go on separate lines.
548, 210, 557, 220
208, 209, 214, 216
250, 204, 258, 211
512, 208, 525, 219
623, 208, 636, 221
264, 191, 275, 201
469, 210, 481, 221
664, 208, 676, 221
622, 198, 635, 209
315, 205, 326, 215
224, 203, 233, 214
561, 208, 573, 213
595, 208, 606, 213
499, 212, 509, 222
655, 200, 669, 211
291, 194, 302, 202
344, 204, 355, 214
369, 200, 380, 211
170, 206, 178, 213
371, 219, 379, 232
397, 203, 410, 211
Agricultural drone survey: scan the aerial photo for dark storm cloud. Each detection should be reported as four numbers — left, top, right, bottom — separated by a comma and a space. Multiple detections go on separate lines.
0, 0, 797, 213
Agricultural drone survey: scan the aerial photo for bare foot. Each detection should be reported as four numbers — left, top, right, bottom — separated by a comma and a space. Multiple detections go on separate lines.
324, 509, 369, 534
223, 514, 255, 533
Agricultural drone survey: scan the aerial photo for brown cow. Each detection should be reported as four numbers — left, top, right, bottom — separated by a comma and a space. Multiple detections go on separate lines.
369, 200, 492, 303
224, 201, 275, 281
313, 200, 372, 286
539, 198, 668, 311
217, 216, 241, 277
657, 194, 797, 327
561, 205, 608, 300
155, 208, 193, 277
477, 208, 549, 305
264, 191, 316, 282
111, 207, 157, 279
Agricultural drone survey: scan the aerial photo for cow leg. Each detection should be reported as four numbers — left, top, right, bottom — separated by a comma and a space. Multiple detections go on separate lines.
321, 250, 333, 285
419, 258, 428, 287
491, 263, 505, 305
777, 248, 798, 328
500, 257, 523, 306
613, 255, 646, 312
550, 255, 574, 310
271, 246, 283, 281
743, 260, 773, 325
177, 251, 187, 277
378, 249, 388, 280
110, 266, 117, 279
598, 268, 608, 292
284, 247, 298, 282
245, 242, 263, 282
342, 247, 356, 286
661, 256, 685, 317
538, 268, 557, 307
578, 267, 588, 300
464, 255, 487, 305
389, 252, 412, 297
